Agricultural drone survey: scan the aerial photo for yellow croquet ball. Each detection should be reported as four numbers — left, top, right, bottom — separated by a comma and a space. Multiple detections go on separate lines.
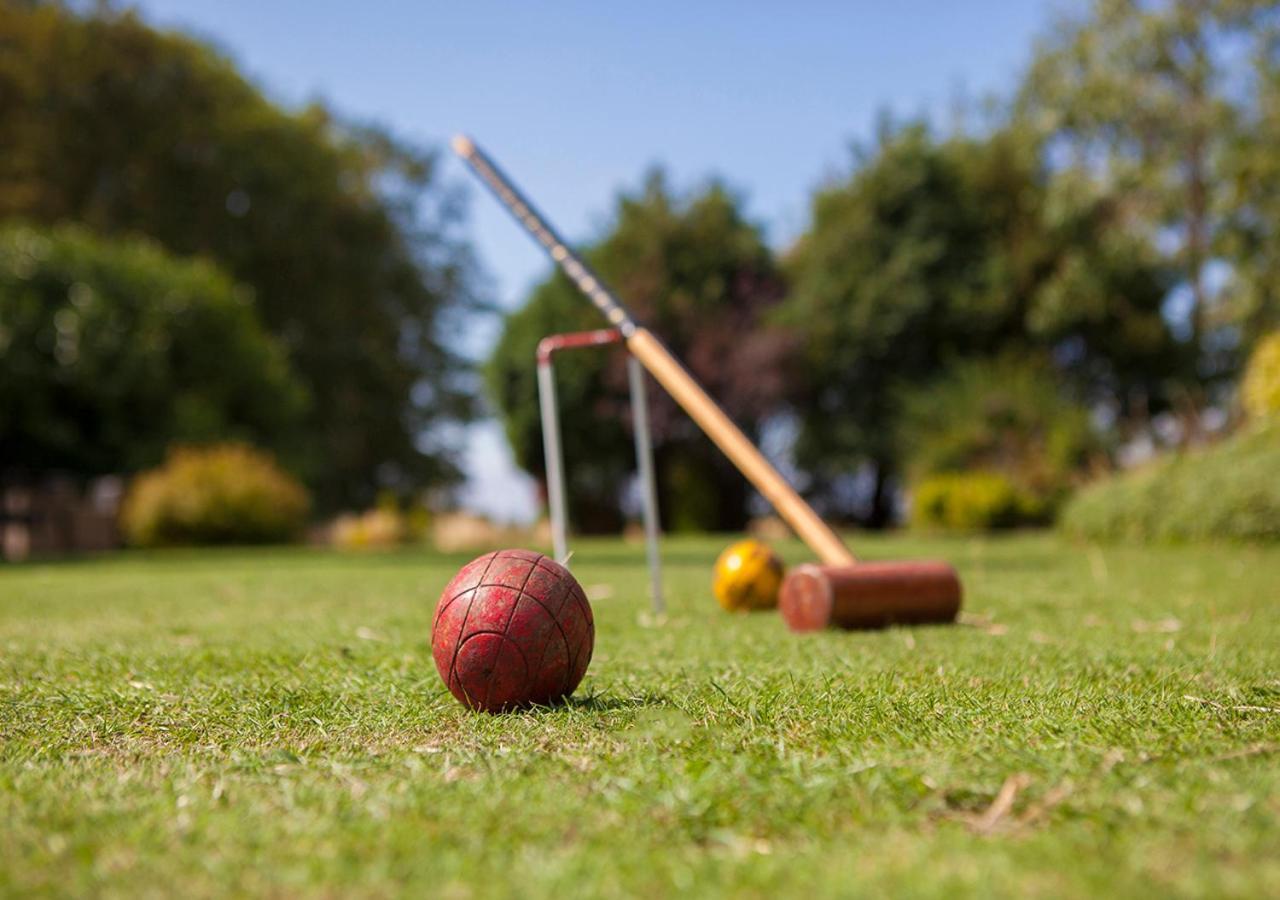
713, 539, 785, 612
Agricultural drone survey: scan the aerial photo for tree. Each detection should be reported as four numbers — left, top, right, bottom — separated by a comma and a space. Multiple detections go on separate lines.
487, 172, 792, 532
0, 224, 306, 478
0, 3, 481, 509
1222, 29, 1280, 346
783, 124, 1178, 526
1019, 0, 1280, 386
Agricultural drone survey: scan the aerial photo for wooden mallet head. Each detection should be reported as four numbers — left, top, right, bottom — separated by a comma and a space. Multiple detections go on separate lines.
779, 560, 962, 632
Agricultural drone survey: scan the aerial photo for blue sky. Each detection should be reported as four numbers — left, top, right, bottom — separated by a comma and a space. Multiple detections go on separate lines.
133, 0, 1071, 521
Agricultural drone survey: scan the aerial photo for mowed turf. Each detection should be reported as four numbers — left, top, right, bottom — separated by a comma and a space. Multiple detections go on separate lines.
1, 534, 1278, 898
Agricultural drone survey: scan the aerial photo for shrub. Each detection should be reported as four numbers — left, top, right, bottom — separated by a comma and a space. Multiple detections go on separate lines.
330, 493, 430, 550
1242, 332, 1280, 420
331, 509, 405, 550
910, 472, 1047, 531
122, 444, 309, 546
1060, 423, 1280, 543
898, 355, 1102, 528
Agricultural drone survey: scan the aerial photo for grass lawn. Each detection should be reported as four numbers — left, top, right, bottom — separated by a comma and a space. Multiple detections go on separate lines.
1, 533, 1278, 897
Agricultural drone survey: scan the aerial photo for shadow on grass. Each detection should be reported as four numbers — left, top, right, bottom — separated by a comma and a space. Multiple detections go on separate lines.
561, 690, 671, 713
491, 689, 672, 717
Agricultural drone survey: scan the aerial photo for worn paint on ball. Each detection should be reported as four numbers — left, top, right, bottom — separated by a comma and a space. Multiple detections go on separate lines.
432, 549, 594, 713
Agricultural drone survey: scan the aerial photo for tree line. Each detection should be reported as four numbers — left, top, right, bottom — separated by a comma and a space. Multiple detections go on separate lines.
3, 1, 1278, 528
0, 2, 480, 511
489, 0, 1280, 530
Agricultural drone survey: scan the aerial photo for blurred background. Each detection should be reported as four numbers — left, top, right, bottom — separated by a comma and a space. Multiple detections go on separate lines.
3, 0, 1279, 559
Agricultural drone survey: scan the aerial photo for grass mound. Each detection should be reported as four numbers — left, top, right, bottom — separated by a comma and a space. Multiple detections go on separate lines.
1060, 423, 1280, 543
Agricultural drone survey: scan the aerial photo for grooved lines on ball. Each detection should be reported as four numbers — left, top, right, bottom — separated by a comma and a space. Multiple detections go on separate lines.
437, 551, 592, 710
444, 551, 501, 693
481, 553, 539, 709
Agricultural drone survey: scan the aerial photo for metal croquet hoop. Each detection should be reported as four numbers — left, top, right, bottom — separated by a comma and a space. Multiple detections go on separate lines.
536, 328, 664, 616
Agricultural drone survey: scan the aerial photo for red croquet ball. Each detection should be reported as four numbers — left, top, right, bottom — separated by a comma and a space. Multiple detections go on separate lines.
431, 549, 594, 713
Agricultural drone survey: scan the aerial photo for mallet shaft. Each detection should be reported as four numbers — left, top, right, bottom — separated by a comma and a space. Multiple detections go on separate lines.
453, 135, 856, 567
452, 135, 636, 335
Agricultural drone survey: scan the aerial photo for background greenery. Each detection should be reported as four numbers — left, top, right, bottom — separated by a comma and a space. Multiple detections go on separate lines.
4, 1, 1280, 530
0, 3, 481, 509
897, 354, 1104, 517
483, 0, 1280, 530
121, 444, 310, 547
2, 534, 1277, 897
1060, 422, 1280, 543
780, 125, 1178, 524
0, 224, 305, 476
1242, 331, 1280, 418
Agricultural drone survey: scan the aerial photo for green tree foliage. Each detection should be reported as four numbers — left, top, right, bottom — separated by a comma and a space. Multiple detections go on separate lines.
487, 172, 792, 532
783, 124, 1177, 525
0, 224, 306, 477
1222, 35, 1280, 344
0, 3, 480, 508
897, 355, 1103, 514
1020, 0, 1280, 377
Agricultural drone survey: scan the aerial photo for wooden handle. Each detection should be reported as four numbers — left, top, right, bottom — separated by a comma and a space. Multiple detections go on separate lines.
627, 328, 856, 566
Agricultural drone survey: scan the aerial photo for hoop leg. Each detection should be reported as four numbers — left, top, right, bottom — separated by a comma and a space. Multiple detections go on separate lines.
628, 356, 664, 615
537, 359, 569, 565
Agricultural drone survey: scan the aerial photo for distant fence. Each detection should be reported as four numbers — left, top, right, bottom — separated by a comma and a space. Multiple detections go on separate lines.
0, 474, 122, 562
